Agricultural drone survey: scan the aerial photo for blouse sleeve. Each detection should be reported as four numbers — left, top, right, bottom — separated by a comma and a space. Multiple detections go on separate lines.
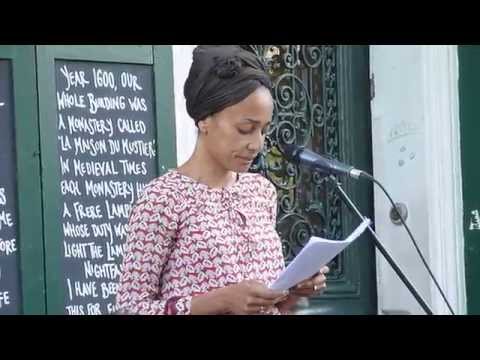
115, 185, 192, 315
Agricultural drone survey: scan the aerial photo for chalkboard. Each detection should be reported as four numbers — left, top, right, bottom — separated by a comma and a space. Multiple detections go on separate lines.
0, 60, 22, 314
54, 61, 158, 315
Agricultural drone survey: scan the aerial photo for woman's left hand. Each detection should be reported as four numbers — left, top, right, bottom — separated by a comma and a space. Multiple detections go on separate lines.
289, 266, 330, 297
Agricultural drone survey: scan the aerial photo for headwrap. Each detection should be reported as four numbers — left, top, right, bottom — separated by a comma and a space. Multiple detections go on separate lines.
184, 45, 272, 126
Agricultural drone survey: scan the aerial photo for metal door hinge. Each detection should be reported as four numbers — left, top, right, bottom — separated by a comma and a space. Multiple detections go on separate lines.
370, 73, 375, 100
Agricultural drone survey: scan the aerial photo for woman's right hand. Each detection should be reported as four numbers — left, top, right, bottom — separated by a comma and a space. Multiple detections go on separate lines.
219, 280, 288, 315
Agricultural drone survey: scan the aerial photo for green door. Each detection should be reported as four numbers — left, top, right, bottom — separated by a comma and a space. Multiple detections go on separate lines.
247, 45, 377, 314
458, 45, 480, 315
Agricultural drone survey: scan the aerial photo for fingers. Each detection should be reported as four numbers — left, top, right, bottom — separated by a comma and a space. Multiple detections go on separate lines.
252, 291, 288, 306
297, 273, 327, 289
248, 295, 290, 314
250, 283, 288, 301
290, 270, 328, 296
314, 273, 328, 284
240, 295, 285, 314
320, 266, 330, 275
248, 296, 284, 307
293, 266, 329, 289
291, 282, 326, 296
245, 303, 271, 315
238, 281, 288, 312
291, 287, 324, 297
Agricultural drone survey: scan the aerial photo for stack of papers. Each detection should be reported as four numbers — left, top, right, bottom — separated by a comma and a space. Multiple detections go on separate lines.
270, 219, 372, 291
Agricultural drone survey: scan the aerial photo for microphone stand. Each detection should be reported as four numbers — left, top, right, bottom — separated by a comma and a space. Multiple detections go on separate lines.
328, 175, 434, 315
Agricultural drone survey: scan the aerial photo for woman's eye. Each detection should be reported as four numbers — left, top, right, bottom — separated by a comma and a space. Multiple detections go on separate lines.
238, 128, 253, 135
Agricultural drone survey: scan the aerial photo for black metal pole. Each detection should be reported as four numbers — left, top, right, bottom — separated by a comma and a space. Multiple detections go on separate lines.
329, 175, 434, 315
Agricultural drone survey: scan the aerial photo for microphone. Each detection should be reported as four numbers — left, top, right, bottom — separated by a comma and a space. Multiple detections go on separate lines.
283, 144, 366, 179
283, 144, 456, 314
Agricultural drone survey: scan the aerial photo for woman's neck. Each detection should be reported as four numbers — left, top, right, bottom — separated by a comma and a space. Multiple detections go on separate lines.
177, 146, 237, 189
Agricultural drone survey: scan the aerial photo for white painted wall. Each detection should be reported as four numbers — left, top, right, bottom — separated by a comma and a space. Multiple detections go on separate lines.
370, 46, 431, 314
370, 45, 466, 315
172, 45, 198, 166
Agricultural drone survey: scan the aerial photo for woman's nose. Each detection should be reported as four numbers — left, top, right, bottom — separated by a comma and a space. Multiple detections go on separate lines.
247, 133, 264, 153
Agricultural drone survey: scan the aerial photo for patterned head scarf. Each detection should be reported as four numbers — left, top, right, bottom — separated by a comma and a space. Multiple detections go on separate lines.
184, 45, 272, 126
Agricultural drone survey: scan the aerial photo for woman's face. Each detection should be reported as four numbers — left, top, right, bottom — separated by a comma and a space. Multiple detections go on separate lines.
198, 86, 274, 173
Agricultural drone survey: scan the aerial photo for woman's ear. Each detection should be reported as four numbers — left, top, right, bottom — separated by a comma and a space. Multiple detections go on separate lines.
197, 116, 211, 136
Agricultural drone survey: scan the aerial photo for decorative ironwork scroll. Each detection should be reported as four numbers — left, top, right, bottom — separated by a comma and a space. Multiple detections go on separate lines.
244, 45, 343, 276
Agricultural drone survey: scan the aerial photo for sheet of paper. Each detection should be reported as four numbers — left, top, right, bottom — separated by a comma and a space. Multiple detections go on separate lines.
270, 219, 372, 291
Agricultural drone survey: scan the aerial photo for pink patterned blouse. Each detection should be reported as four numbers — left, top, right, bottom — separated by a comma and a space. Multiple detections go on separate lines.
116, 169, 286, 315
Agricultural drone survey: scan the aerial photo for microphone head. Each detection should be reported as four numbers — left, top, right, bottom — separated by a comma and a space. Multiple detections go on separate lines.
283, 144, 304, 162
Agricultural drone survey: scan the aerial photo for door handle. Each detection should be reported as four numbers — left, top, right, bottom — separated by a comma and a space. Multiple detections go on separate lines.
389, 202, 408, 225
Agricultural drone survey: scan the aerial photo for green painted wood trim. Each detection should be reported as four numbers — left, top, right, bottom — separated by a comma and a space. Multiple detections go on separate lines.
338, 45, 377, 313
153, 45, 177, 172
37, 46, 153, 64
0, 45, 46, 314
458, 45, 480, 315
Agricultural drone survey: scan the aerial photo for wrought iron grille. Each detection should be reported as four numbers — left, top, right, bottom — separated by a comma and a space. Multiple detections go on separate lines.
245, 45, 344, 276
